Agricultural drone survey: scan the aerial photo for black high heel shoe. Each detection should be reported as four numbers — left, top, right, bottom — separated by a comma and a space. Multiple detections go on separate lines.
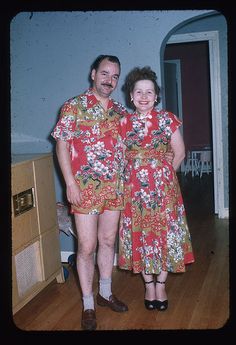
144, 280, 157, 310
156, 280, 168, 311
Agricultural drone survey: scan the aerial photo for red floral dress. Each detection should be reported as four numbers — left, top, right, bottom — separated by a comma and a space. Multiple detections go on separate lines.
118, 108, 195, 274
51, 88, 128, 214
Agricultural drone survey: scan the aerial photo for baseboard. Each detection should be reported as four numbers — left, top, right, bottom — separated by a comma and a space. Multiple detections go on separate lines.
61, 251, 118, 266
61, 251, 74, 263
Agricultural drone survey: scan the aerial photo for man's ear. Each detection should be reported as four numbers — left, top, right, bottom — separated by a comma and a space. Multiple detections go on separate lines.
91, 69, 95, 81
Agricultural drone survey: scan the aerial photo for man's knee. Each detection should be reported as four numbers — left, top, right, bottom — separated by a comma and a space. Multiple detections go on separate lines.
78, 243, 97, 257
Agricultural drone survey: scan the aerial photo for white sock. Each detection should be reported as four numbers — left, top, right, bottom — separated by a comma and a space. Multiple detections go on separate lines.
82, 294, 94, 311
99, 277, 112, 300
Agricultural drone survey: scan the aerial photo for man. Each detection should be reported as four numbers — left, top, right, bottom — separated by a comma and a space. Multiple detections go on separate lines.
52, 55, 129, 331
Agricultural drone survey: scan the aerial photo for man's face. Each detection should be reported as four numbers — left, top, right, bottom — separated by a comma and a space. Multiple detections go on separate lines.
91, 58, 120, 99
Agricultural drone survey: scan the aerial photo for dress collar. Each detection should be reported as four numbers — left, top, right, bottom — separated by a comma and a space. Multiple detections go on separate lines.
135, 107, 156, 119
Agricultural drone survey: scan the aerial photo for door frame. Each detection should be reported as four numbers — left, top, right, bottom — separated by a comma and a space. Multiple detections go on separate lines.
164, 59, 183, 124
164, 59, 185, 172
166, 31, 225, 218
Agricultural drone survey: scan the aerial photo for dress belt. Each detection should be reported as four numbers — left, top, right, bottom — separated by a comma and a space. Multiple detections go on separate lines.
125, 149, 166, 161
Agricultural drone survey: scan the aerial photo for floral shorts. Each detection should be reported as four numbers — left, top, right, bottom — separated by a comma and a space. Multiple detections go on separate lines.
71, 194, 124, 215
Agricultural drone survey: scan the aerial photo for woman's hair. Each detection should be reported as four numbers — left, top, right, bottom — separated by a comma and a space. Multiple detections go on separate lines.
122, 66, 161, 109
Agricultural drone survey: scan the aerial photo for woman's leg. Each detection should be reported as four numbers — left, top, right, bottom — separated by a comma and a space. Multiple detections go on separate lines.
141, 271, 156, 301
155, 271, 168, 301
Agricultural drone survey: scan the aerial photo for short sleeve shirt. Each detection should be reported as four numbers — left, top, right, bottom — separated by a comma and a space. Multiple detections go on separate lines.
51, 88, 128, 212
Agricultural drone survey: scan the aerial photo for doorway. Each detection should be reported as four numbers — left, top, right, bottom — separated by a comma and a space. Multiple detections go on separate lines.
163, 31, 225, 218
164, 59, 184, 172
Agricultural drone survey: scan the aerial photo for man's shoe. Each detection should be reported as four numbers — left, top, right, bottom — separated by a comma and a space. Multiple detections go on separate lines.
96, 293, 128, 312
81, 309, 97, 330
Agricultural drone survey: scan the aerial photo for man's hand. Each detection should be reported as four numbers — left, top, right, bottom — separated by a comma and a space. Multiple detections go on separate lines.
165, 150, 174, 165
66, 181, 82, 206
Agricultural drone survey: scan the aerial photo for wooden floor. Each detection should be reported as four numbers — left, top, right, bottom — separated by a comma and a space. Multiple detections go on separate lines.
13, 173, 230, 332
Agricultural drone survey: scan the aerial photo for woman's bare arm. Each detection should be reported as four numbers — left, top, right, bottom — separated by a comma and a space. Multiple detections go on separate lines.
170, 129, 185, 171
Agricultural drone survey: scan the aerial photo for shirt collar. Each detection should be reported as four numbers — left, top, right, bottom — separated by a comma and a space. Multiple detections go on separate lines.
85, 88, 128, 116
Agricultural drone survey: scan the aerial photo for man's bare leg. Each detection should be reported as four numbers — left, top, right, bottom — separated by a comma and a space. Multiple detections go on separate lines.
97, 210, 120, 279
74, 213, 98, 297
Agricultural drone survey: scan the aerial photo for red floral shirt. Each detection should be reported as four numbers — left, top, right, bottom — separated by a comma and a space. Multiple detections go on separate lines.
51, 88, 128, 211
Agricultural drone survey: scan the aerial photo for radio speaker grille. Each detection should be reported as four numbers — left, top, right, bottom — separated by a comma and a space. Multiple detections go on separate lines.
14, 241, 43, 297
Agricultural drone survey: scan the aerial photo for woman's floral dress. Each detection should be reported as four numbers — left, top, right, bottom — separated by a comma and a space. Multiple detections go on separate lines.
51, 88, 127, 214
118, 108, 195, 274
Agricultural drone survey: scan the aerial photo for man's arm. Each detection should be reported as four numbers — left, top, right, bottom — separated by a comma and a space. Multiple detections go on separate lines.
165, 148, 174, 165
56, 140, 82, 206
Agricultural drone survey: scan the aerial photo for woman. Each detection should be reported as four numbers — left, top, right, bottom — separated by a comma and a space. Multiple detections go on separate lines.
118, 67, 195, 311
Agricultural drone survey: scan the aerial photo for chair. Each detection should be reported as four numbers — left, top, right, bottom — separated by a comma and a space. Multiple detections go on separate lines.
199, 150, 212, 177
184, 151, 200, 177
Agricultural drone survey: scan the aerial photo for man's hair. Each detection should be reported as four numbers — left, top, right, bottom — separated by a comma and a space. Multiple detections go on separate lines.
90, 55, 121, 73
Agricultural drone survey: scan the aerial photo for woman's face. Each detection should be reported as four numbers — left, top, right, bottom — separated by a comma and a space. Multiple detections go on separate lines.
131, 79, 157, 114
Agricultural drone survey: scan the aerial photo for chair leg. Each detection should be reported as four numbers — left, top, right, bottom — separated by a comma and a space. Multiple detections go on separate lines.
200, 162, 204, 178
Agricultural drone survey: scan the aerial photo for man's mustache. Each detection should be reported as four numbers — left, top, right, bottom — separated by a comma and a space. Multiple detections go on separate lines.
102, 83, 113, 88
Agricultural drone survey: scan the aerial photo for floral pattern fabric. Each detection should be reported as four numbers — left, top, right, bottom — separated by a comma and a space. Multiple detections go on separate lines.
118, 108, 195, 274
51, 88, 128, 214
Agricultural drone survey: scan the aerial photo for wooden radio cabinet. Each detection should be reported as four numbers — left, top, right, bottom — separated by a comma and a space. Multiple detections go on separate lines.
11, 153, 65, 314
